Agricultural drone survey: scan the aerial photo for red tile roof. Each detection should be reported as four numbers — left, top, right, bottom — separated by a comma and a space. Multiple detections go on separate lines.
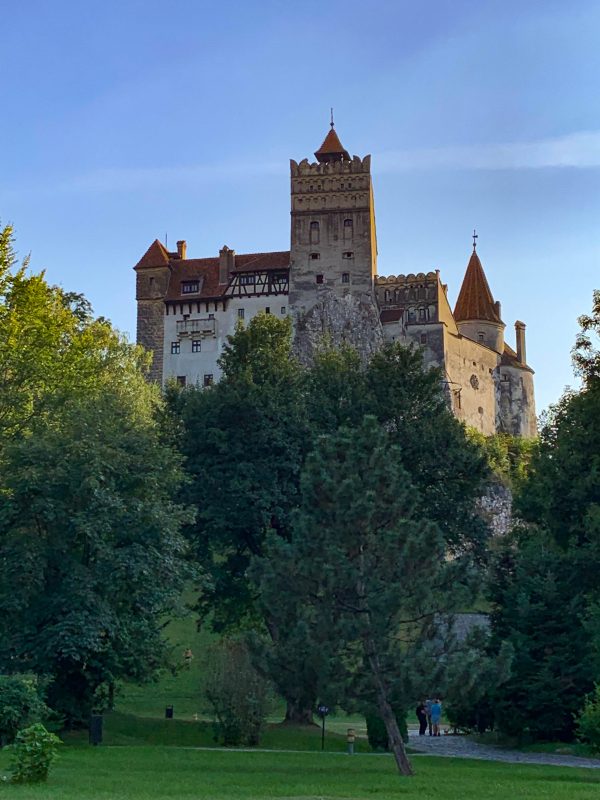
163, 250, 290, 301
454, 250, 502, 323
133, 239, 170, 270
315, 127, 350, 162
231, 251, 290, 273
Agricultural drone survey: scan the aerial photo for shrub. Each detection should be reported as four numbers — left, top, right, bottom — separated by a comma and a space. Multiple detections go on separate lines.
577, 685, 600, 753
0, 674, 48, 747
203, 638, 270, 746
365, 709, 408, 751
9, 723, 61, 784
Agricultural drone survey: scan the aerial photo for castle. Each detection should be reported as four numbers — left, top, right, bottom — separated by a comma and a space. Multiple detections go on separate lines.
134, 125, 536, 437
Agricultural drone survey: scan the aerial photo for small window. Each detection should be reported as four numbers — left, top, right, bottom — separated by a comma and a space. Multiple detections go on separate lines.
192, 339, 202, 353
265, 307, 270, 314
203, 374, 214, 387
176, 375, 186, 386
478, 332, 485, 342
208, 313, 215, 320
281, 306, 286, 315
240, 275, 256, 285
316, 274, 324, 285
181, 281, 199, 294
341, 273, 350, 284
310, 221, 320, 244
238, 308, 245, 319
171, 341, 180, 355
420, 333, 427, 344
418, 308, 427, 321
343, 251, 353, 259
310, 252, 320, 260
343, 218, 353, 239
344, 218, 353, 227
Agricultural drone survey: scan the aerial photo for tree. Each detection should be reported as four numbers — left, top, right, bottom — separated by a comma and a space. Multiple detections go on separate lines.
0, 226, 192, 725
256, 417, 479, 776
488, 291, 600, 741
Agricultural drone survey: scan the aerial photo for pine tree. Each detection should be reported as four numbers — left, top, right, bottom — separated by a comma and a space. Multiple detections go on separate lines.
257, 416, 477, 776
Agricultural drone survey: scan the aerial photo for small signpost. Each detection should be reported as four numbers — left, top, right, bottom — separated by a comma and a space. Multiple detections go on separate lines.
317, 704, 330, 751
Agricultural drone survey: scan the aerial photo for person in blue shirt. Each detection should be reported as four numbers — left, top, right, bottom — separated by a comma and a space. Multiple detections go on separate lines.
430, 698, 442, 737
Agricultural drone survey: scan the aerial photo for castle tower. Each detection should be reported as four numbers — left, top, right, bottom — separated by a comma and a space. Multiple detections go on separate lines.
289, 124, 377, 311
288, 123, 381, 360
134, 239, 172, 382
454, 242, 505, 354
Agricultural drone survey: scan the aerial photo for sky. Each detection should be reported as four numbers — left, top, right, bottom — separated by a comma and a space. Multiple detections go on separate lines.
1, 0, 599, 413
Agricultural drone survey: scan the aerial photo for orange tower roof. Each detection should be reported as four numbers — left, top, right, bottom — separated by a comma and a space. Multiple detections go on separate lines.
133, 239, 170, 270
454, 249, 502, 323
314, 126, 350, 162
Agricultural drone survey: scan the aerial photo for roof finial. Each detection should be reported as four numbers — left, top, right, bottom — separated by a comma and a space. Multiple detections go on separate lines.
330, 107, 334, 129
472, 228, 478, 250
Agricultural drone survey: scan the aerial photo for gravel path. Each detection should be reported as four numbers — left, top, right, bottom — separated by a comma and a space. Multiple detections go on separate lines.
408, 730, 600, 769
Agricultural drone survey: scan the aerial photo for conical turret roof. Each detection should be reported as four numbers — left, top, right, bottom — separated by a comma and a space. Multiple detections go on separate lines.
134, 239, 170, 270
315, 126, 350, 163
454, 249, 502, 323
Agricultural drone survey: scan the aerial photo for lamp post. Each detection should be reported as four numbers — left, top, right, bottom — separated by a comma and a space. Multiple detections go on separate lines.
317, 705, 330, 751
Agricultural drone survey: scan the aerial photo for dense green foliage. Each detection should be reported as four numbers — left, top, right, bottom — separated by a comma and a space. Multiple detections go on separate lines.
577, 684, 600, 753
171, 316, 488, 727
0, 226, 192, 727
467, 430, 536, 489
9, 723, 61, 784
256, 415, 483, 774
487, 291, 600, 742
202, 638, 270, 746
0, 675, 48, 746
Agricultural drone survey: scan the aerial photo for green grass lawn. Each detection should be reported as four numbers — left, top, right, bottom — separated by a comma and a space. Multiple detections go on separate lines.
0, 746, 599, 800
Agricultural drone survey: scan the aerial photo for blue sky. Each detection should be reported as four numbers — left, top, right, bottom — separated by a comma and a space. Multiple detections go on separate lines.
1, 0, 598, 413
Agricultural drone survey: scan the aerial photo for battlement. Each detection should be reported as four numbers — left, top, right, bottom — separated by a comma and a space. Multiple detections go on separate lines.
290, 155, 371, 177
376, 271, 438, 284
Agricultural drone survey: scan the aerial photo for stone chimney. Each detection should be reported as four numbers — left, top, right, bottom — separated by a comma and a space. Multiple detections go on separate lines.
219, 245, 235, 284
176, 240, 187, 260
515, 320, 526, 364
494, 301, 502, 319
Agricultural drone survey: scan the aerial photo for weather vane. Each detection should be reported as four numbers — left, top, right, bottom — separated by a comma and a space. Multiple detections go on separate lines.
330, 107, 334, 129
472, 228, 478, 250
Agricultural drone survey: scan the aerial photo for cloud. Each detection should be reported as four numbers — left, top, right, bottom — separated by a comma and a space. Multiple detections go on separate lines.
376, 131, 600, 172
54, 159, 286, 193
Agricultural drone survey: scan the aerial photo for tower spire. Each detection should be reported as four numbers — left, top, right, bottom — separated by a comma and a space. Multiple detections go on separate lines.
472, 228, 478, 250
330, 107, 334, 129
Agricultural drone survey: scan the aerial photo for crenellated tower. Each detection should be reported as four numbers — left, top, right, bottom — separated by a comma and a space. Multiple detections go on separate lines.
289, 123, 382, 361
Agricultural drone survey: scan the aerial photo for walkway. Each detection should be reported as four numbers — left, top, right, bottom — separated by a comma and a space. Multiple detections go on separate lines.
408, 729, 600, 769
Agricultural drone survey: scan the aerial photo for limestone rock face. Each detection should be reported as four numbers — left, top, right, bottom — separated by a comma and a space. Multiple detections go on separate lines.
293, 291, 384, 366
477, 479, 513, 537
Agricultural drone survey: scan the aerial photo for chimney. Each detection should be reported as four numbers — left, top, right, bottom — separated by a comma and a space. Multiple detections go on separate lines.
219, 245, 235, 284
515, 321, 526, 364
176, 240, 187, 260
494, 300, 502, 320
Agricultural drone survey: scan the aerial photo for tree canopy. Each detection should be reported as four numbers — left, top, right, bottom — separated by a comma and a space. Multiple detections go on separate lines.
0, 225, 192, 725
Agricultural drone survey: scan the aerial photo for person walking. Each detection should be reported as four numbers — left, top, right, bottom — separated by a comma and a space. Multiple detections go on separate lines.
425, 698, 433, 736
430, 698, 442, 737
416, 701, 428, 736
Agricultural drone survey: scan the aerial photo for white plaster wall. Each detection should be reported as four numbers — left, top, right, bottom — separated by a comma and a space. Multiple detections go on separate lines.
162, 295, 288, 386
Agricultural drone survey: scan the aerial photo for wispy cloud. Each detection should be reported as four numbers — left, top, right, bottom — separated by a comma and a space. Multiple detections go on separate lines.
55, 159, 286, 193
2, 131, 598, 203
376, 131, 600, 172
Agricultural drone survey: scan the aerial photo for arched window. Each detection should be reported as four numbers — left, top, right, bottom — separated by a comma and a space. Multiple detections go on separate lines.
343, 218, 353, 240
310, 221, 320, 244
384, 289, 391, 302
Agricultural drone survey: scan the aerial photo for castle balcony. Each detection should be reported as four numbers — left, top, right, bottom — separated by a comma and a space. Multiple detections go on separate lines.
176, 317, 216, 337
